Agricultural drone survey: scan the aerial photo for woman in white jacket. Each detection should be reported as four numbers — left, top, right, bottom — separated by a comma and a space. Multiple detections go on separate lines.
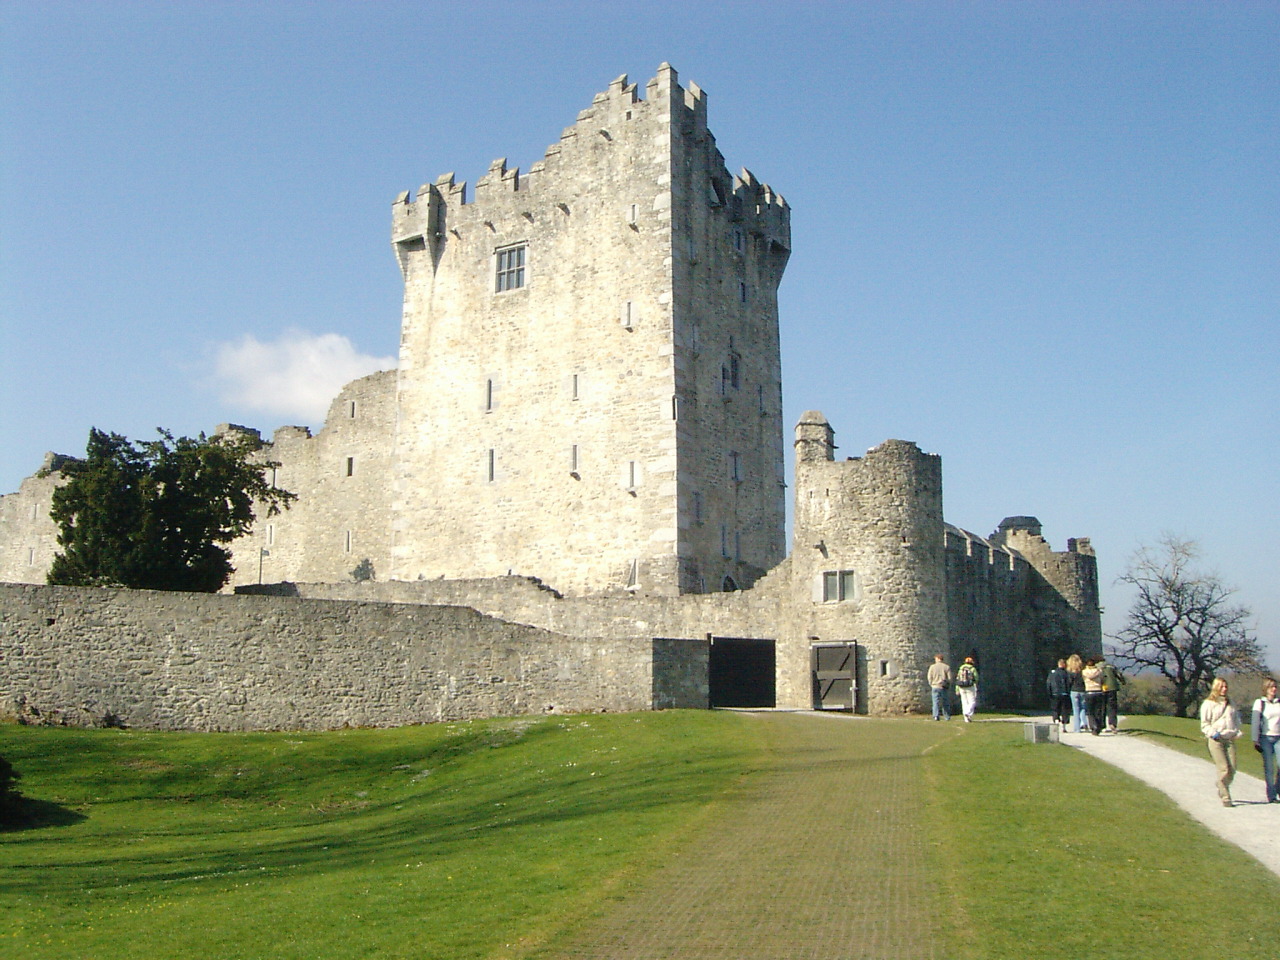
1251, 677, 1280, 804
1199, 677, 1242, 807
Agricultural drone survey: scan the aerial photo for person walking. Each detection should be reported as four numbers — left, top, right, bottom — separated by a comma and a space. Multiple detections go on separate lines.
927, 654, 953, 721
1066, 653, 1087, 733
1082, 657, 1106, 736
1099, 657, 1125, 733
1046, 658, 1071, 727
1251, 677, 1280, 804
1199, 677, 1242, 807
955, 657, 979, 722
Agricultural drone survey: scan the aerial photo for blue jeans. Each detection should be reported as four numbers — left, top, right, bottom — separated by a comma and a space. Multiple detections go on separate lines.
1070, 691, 1087, 732
931, 687, 951, 720
1261, 735, 1280, 802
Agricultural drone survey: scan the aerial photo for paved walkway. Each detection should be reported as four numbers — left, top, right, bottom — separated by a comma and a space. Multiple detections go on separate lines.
1057, 725, 1280, 877
545, 712, 951, 960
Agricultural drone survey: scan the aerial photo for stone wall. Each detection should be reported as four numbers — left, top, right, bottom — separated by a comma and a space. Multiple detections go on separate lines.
0, 583, 707, 731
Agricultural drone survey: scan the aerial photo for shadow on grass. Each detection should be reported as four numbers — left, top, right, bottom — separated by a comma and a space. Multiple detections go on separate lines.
1, 797, 88, 832
0, 730, 761, 895
1122, 725, 1200, 746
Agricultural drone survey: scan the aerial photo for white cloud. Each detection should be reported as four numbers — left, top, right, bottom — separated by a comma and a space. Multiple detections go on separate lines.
212, 329, 396, 424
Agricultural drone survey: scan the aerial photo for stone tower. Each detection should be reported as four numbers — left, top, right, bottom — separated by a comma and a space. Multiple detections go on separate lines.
387, 65, 790, 596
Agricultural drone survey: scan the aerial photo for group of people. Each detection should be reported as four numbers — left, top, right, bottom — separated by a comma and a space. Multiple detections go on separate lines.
1045, 654, 1124, 735
1197, 675, 1280, 807
925, 652, 1280, 808
926, 654, 980, 723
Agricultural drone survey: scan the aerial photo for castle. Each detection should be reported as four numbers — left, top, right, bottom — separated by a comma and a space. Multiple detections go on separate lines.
0, 66, 1101, 725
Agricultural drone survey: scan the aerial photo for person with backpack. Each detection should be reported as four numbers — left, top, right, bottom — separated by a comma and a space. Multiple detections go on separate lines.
955, 657, 979, 722
1251, 676, 1280, 804
1046, 658, 1072, 727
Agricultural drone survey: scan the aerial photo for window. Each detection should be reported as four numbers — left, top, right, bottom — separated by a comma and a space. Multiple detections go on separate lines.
728, 450, 741, 482
626, 558, 639, 590
570, 444, 579, 473
822, 569, 858, 603
739, 281, 748, 303
733, 228, 744, 252
571, 373, 579, 400
344, 530, 352, 553
349, 401, 357, 418
627, 460, 638, 489
267, 524, 274, 546
487, 449, 496, 482
622, 300, 635, 329
485, 378, 494, 412
692, 490, 703, 523
728, 351, 741, 390
720, 524, 729, 558
495, 244, 526, 292
346, 457, 354, 477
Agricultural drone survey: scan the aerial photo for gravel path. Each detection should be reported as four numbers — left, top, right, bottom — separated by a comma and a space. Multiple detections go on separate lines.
545, 712, 951, 960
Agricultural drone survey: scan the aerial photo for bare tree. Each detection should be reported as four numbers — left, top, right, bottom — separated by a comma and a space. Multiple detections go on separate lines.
1110, 536, 1266, 716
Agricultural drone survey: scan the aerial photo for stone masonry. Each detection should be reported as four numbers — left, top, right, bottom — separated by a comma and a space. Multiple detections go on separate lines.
0, 66, 1101, 725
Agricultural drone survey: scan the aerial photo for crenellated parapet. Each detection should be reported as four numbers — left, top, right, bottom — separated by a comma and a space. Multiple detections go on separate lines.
390, 64, 789, 281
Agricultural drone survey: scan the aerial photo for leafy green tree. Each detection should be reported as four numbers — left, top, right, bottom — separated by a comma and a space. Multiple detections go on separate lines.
1111, 536, 1266, 716
48, 428, 295, 593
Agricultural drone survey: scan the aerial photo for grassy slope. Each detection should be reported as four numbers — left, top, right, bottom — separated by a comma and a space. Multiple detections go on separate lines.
4, 713, 1280, 960
1, 712, 766, 960
922, 720, 1280, 960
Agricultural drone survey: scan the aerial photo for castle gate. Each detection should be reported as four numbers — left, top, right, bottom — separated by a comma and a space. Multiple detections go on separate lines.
811, 642, 859, 712
708, 637, 776, 708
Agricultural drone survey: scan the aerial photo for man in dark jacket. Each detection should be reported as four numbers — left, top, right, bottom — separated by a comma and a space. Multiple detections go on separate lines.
1046, 658, 1071, 727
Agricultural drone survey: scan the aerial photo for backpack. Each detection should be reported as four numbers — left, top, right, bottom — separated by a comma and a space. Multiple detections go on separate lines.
956, 664, 976, 688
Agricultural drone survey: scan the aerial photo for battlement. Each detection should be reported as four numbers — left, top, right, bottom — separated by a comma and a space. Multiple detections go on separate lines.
391, 64, 789, 271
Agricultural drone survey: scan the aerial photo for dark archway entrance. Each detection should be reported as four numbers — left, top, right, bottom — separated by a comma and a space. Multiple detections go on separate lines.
708, 637, 776, 707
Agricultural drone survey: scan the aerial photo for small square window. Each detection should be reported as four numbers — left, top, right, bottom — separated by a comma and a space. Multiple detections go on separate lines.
495, 244, 526, 292
822, 569, 858, 603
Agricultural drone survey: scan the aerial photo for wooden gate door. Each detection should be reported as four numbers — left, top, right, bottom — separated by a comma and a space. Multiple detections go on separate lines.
811, 642, 857, 712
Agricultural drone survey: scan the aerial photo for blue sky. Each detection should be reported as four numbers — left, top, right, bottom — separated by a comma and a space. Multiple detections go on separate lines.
2, 1, 1276, 663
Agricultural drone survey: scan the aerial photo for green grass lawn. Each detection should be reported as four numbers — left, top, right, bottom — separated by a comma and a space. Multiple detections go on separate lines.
1, 712, 766, 960
921, 719, 1280, 960
4, 712, 1279, 960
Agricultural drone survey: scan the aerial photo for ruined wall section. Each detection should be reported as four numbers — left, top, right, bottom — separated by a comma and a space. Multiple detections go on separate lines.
0, 583, 705, 731
943, 526, 1037, 705
780, 413, 948, 714
944, 518, 1103, 706
0, 454, 73, 584
225, 371, 397, 588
